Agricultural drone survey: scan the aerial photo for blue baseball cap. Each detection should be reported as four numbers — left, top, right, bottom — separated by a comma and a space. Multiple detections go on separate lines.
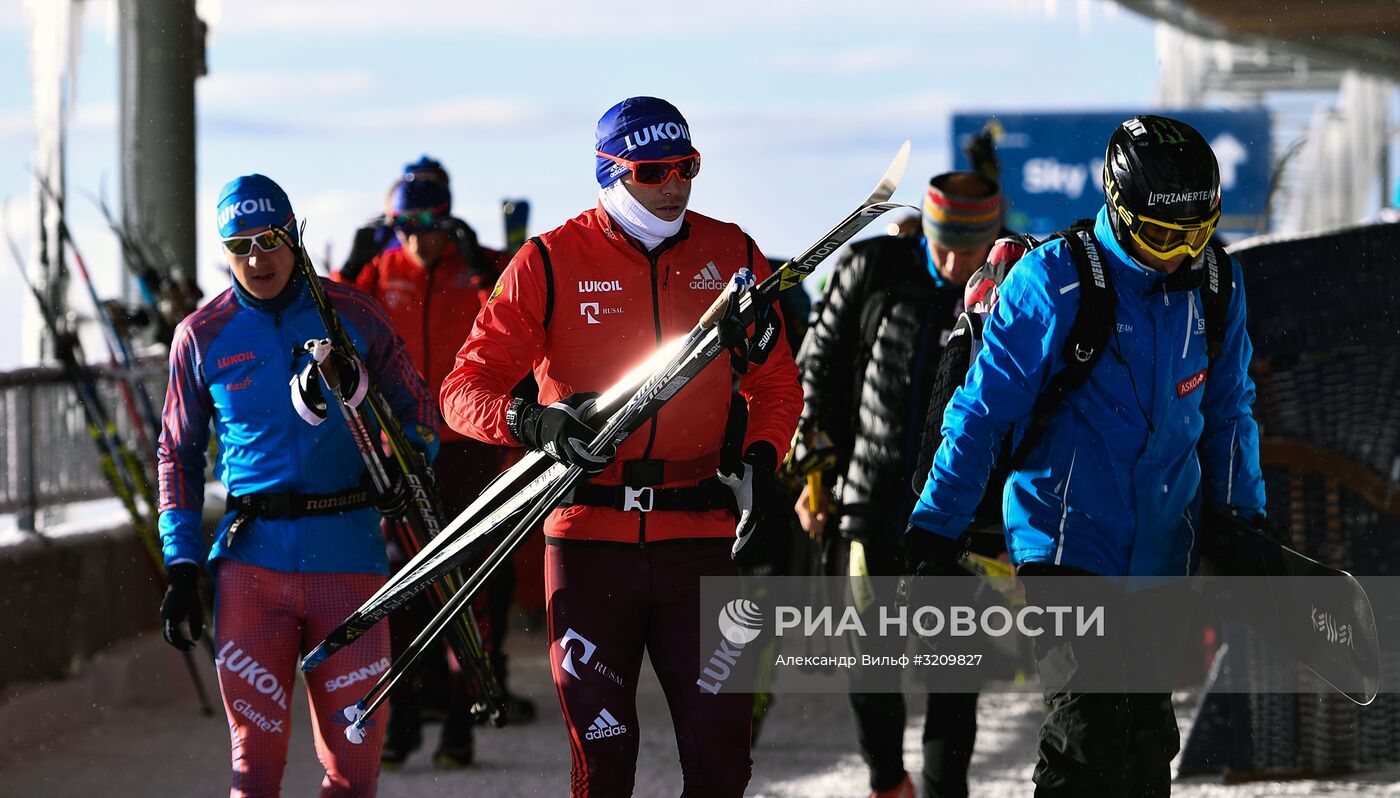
216, 174, 295, 239
389, 173, 452, 215
594, 97, 694, 187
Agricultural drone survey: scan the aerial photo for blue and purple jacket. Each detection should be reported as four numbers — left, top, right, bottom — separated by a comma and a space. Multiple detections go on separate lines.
157, 270, 438, 574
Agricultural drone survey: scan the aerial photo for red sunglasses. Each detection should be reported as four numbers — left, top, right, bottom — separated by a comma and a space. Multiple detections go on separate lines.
596, 150, 702, 186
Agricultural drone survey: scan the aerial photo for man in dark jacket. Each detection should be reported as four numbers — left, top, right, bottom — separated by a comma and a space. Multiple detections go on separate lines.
796, 171, 1007, 798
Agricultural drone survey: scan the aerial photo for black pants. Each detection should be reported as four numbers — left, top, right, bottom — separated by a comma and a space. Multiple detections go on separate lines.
845, 538, 979, 796
1018, 563, 1186, 798
849, 691, 978, 797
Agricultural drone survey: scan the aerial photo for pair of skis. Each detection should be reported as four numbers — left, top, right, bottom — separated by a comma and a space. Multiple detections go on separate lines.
3, 208, 216, 717
85, 184, 201, 346
32, 175, 165, 458
287, 230, 510, 731
305, 142, 913, 741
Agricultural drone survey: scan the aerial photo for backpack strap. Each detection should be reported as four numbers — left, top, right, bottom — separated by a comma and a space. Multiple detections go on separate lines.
529, 235, 555, 331
855, 237, 910, 350
912, 310, 981, 496
1008, 222, 1115, 469
1200, 240, 1232, 361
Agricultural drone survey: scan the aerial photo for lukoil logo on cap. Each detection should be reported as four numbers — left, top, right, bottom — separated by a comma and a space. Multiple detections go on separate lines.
623, 121, 692, 153
218, 197, 279, 228
216, 173, 293, 238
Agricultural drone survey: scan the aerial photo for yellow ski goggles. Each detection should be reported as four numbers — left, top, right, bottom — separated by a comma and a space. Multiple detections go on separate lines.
1116, 204, 1219, 261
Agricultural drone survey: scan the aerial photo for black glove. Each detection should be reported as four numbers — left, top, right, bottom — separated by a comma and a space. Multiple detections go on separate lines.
339, 221, 392, 282
1247, 513, 1292, 546
508, 393, 615, 474
902, 525, 968, 577
160, 563, 204, 651
363, 466, 411, 519
720, 442, 778, 562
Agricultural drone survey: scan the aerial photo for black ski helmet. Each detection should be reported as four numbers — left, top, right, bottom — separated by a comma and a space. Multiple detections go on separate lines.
1102, 115, 1221, 260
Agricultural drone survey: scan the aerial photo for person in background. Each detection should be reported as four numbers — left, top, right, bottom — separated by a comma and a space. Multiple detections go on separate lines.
350, 163, 535, 769
797, 171, 1012, 798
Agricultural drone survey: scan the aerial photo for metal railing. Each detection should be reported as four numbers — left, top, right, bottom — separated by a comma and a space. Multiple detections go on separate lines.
0, 358, 167, 529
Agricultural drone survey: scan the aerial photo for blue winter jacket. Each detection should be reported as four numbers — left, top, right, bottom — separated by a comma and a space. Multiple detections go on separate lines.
157, 270, 439, 574
908, 206, 1266, 576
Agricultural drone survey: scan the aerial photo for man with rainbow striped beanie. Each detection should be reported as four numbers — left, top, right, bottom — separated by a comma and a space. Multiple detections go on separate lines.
796, 171, 1013, 798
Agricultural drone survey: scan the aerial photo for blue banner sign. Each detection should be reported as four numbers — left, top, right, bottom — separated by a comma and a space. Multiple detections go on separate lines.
952, 110, 1272, 238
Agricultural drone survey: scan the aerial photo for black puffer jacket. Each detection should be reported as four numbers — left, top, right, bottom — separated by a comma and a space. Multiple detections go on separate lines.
800, 234, 963, 541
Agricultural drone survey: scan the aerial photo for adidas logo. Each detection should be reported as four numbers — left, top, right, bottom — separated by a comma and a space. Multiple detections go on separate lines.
584, 708, 628, 740
689, 262, 726, 291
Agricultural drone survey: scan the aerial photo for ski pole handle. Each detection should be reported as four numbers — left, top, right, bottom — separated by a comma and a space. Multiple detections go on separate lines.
699, 268, 756, 328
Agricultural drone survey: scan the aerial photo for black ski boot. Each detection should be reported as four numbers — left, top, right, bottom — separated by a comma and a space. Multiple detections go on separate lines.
505, 693, 537, 725
379, 703, 422, 771
433, 711, 475, 769
492, 652, 537, 726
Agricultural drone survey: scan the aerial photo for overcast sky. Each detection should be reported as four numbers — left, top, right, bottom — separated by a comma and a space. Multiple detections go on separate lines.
0, 0, 1162, 367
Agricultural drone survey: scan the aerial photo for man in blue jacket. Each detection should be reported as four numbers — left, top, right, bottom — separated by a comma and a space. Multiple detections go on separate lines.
156, 174, 438, 796
906, 116, 1267, 796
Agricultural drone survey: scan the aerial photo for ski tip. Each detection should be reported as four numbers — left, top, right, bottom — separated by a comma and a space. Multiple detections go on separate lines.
301, 645, 329, 673
873, 140, 912, 203
1349, 689, 1378, 707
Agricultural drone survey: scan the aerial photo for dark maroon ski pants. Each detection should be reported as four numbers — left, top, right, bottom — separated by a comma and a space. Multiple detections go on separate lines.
546, 537, 753, 797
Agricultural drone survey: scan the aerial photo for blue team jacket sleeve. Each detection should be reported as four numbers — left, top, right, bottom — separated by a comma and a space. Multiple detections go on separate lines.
158, 319, 213, 567
909, 247, 1066, 539
1198, 254, 1266, 514
327, 281, 441, 462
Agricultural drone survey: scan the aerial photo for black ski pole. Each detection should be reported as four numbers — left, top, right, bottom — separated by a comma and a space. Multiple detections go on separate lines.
296, 336, 507, 723
282, 227, 509, 722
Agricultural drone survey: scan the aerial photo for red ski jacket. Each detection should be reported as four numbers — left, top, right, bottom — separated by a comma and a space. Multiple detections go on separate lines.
353, 240, 507, 442
441, 204, 803, 544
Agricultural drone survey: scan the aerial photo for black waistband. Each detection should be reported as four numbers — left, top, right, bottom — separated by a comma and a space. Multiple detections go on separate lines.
615, 455, 719, 486
560, 477, 736, 515
226, 488, 371, 519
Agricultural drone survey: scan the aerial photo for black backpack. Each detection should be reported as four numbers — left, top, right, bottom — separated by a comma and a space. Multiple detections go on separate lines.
910, 220, 1233, 533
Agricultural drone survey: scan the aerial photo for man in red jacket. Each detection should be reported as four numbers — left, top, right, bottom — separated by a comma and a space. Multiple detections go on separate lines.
441, 96, 803, 797
351, 171, 531, 769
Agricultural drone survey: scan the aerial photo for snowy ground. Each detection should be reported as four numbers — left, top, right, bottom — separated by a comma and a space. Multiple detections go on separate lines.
2, 623, 1397, 797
